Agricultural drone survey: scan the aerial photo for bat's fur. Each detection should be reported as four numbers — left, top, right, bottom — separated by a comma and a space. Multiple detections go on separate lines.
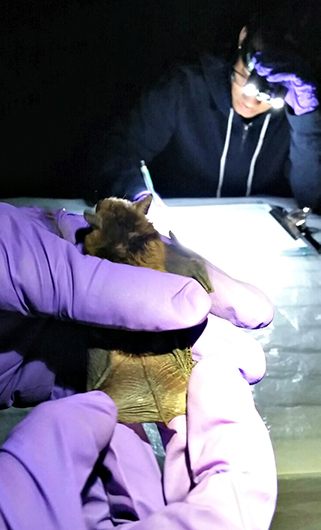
83, 194, 166, 271
83, 194, 193, 424
83, 194, 211, 424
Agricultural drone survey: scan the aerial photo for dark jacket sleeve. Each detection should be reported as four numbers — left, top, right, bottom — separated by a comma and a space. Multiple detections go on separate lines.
98, 74, 182, 200
286, 108, 321, 211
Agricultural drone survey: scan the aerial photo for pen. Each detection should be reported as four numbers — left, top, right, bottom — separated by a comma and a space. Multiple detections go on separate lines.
140, 160, 170, 235
140, 160, 156, 198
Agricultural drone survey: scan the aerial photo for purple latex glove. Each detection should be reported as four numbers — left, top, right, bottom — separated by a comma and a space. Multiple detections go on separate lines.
161, 233, 274, 329
0, 364, 277, 530
100, 353, 276, 529
191, 313, 266, 384
102, 423, 165, 524
204, 259, 273, 329
161, 353, 277, 529
0, 203, 210, 331
0, 202, 209, 407
0, 203, 273, 408
253, 52, 319, 116
0, 392, 117, 530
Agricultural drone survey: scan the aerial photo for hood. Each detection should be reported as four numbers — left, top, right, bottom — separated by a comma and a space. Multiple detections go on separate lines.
201, 55, 233, 118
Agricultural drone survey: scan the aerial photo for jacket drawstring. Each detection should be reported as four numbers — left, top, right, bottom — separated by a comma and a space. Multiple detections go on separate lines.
217, 109, 271, 198
216, 108, 234, 197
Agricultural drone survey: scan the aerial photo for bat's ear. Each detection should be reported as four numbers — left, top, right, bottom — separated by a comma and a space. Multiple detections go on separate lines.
84, 210, 103, 229
134, 194, 153, 215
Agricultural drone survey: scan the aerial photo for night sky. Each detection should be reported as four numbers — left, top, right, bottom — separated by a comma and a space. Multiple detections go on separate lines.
1, 0, 282, 199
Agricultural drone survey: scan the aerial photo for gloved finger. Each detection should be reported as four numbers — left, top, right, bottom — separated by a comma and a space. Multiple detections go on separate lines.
111, 369, 277, 530
205, 259, 274, 328
185, 354, 277, 530
0, 350, 56, 407
253, 50, 315, 82
253, 63, 275, 78
158, 235, 273, 329
101, 356, 276, 530
191, 313, 266, 384
82, 474, 114, 530
0, 203, 210, 331
0, 391, 117, 530
264, 72, 300, 84
162, 415, 191, 504
102, 423, 165, 524
253, 61, 299, 82
52, 208, 90, 244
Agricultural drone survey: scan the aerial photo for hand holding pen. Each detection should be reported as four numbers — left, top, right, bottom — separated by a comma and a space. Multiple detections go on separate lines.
137, 160, 173, 236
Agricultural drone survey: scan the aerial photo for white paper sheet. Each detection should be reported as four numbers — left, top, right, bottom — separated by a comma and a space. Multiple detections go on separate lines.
148, 202, 310, 282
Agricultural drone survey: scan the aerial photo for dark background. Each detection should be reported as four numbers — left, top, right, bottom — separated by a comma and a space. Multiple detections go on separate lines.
1, 0, 284, 199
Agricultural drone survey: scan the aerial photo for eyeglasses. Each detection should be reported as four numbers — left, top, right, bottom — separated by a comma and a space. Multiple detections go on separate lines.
231, 69, 250, 88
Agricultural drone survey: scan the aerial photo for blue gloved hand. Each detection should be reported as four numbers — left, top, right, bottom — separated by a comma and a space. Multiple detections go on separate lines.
253, 51, 319, 116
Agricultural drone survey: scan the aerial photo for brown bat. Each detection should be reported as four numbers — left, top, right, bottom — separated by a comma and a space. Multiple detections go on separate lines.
84, 194, 213, 292
83, 194, 213, 425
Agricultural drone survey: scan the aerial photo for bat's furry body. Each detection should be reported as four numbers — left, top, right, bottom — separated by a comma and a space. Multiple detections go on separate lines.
84, 194, 211, 424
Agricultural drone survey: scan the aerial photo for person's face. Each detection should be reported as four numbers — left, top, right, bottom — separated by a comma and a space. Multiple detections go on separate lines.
231, 58, 271, 118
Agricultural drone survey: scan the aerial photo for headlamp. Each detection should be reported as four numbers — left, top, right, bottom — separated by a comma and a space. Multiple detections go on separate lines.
243, 52, 285, 110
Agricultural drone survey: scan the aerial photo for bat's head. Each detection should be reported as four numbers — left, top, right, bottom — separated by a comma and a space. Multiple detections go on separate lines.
83, 194, 166, 270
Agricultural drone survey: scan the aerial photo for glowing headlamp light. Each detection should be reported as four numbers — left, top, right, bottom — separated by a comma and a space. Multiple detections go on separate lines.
243, 53, 285, 110
242, 77, 285, 109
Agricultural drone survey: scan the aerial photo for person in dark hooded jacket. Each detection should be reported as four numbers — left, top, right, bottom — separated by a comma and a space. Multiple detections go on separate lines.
94, 3, 321, 213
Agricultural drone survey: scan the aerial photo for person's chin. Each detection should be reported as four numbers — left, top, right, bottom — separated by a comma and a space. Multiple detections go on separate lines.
234, 101, 260, 118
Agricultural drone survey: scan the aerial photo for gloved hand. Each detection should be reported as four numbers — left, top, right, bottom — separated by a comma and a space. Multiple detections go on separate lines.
0, 202, 273, 408
134, 197, 274, 330
191, 313, 266, 383
0, 356, 277, 530
95, 315, 274, 529
162, 233, 274, 329
0, 391, 118, 530
0, 203, 210, 331
0, 202, 272, 330
0, 202, 211, 407
161, 353, 277, 530
253, 51, 319, 116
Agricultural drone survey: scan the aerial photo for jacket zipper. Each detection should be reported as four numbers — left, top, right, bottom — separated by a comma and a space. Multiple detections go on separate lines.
241, 122, 253, 150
